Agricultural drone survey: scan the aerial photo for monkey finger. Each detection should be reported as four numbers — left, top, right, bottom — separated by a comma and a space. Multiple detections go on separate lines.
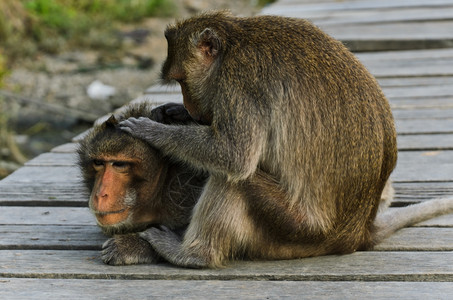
118, 125, 133, 134
118, 119, 137, 132
101, 239, 117, 264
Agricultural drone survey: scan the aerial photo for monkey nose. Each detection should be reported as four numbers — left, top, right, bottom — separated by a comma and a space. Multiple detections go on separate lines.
96, 189, 108, 198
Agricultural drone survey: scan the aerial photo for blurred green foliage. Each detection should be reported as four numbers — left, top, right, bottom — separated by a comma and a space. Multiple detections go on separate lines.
0, 0, 175, 65
0, 52, 8, 87
257, 0, 276, 7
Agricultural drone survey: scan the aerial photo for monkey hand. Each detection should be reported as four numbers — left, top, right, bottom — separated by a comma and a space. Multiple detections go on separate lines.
140, 226, 209, 268
101, 233, 160, 265
119, 117, 164, 145
151, 103, 193, 125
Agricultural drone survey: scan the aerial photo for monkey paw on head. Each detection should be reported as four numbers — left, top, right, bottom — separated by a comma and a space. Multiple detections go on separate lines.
119, 117, 164, 145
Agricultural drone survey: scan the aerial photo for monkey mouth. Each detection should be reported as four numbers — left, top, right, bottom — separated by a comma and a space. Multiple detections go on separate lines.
95, 207, 131, 226
95, 208, 127, 216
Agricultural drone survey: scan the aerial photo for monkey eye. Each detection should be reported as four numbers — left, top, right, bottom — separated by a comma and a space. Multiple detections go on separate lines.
112, 161, 131, 172
92, 159, 105, 171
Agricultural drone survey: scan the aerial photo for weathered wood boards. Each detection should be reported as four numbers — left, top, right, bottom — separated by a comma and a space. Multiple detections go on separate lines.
1, 0, 453, 298
261, 0, 453, 51
1, 250, 453, 281
2, 279, 453, 300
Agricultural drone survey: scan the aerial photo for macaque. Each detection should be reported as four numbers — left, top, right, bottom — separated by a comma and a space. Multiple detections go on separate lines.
78, 102, 207, 265
118, 12, 453, 268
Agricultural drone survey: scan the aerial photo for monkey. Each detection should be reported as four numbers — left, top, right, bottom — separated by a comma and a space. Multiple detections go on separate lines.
77, 102, 207, 265
118, 12, 453, 269
79, 101, 394, 266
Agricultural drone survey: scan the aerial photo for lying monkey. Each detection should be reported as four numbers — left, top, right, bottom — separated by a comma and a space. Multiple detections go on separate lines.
78, 102, 207, 265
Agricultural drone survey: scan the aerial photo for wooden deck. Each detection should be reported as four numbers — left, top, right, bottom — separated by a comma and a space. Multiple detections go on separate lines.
1, 0, 453, 298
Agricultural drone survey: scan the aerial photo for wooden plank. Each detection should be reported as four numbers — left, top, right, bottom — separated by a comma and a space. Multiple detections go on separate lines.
378, 76, 453, 88
0, 183, 88, 206
268, 0, 453, 12
24, 153, 78, 167
360, 52, 453, 76
261, 0, 453, 51
1, 250, 453, 281
281, 7, 453, 26
394, 181, 453, 202
1, 226, 451, 252
0, 225, 104, 250
0, 165, 86, 206
384, 86, 453, 100
393, 150, 453, 182
282, 21, 453, 51
51, 143, 78, 153
396, 119, 453, 135
390, 97, 453, 109
0, 207, 95, 226
0, 166, 81, 184
397, 134, 453, 151
357, 48, 453, 62
393, 108, 453, 119
1, 279, 453, 300
376, 228, 453, 251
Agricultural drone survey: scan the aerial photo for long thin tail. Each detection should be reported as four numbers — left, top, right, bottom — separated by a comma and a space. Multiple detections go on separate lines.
373, 197, 453, 244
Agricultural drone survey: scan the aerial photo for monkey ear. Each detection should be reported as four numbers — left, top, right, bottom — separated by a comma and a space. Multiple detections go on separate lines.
105, 115, 118, 127
197, 28, 221, 60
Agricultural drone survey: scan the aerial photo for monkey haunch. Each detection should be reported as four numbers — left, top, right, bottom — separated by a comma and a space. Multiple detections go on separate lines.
78, 103, 207, 265
119, 12, 453, 268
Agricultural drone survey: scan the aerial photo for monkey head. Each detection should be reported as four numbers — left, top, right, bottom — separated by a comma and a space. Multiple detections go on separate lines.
78, 103, 205, 235
160, 12, 235, 124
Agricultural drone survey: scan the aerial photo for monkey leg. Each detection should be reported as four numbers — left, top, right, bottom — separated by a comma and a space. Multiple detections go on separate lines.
141, 177, 256, 268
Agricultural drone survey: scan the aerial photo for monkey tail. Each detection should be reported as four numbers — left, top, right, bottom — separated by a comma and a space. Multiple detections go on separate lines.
372, 196, 453, 245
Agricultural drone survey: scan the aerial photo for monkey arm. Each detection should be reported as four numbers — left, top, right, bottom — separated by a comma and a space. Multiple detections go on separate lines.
119, 115, 266, 181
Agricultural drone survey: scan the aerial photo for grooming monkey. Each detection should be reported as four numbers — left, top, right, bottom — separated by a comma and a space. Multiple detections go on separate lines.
78, 102, 207, 265
78, 101, 394, 265
116, 12, 453, 268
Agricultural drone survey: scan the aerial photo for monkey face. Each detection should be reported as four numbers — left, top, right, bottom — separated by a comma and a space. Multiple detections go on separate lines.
78, 117, 169, 234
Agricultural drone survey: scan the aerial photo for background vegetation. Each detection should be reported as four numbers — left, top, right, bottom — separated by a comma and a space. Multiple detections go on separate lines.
0, 0, 175, 178
0, 0, 274, 178
0, 0, 175, 69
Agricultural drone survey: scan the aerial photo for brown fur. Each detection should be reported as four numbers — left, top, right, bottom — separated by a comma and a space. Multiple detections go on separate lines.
118, 12, 453, 269
118, 11, 397, 268
78, 102, 207, 265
